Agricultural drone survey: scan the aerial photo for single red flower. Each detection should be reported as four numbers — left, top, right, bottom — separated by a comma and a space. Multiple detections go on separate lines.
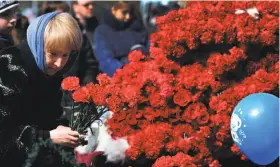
97, 73, 111, 86
231, 144, 240, 154
128, 50, 145, 62
182, 103, 202, 122
72, 86, 90, 103
173, 89, 192, 106
61, 76, 80, 91
216, 130, 227, 141
196, 110, 210, 125
209, 160, 222, 167
126, 113, 138, 125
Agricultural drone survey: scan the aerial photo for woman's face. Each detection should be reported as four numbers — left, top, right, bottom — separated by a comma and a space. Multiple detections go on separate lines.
111, 7, 131, 22
44, 49, 71, 76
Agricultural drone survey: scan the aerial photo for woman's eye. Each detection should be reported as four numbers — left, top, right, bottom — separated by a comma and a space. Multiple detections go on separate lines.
50, 52, 56, 56
63, 54, 69, 58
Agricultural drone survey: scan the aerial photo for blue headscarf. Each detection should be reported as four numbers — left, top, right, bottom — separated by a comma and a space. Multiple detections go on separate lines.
26, 12, 61, 72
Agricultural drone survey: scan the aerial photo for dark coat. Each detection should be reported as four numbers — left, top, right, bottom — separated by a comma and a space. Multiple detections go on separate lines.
0, 42, 72, 167
63, 34, 99, 85
94, 11, 149, 77
0, 38, 14, 51
79, 16, 99, 49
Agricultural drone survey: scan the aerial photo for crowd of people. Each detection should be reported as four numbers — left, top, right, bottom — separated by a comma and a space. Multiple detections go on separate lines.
0, 1, 182, 167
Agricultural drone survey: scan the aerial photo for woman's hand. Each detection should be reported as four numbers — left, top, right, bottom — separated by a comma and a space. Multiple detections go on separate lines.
50, 125, 80, 147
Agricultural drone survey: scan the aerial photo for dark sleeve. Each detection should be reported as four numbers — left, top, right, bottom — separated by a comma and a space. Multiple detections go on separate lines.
93, 26, 124, 77
142, 27, 150, 55
0, 53, 49, 161
143, 36, 150, 55
79, 34, 100, 84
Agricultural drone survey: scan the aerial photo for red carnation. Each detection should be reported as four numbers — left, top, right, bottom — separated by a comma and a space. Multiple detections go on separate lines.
97, 73, 111, 86
182, 103, 202, 122
125, 113, 138, 125
128, 50, 145, 62
209, 160, 222, 167
72, 86, 90, 103
61, 76, 80, 91
173, 89, 192, 106
197, 110, 210, 125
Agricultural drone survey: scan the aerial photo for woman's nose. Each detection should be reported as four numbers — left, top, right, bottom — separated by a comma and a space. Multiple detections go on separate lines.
54, 57, 63, 68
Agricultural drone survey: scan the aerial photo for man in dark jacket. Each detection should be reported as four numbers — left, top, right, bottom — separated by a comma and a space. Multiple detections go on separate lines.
0, 0, 18, 50
72, 0, 99, 49
94, 2, 149, 77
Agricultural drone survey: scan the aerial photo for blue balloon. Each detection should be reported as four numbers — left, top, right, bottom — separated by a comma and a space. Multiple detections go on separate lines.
230, 93, 279, 165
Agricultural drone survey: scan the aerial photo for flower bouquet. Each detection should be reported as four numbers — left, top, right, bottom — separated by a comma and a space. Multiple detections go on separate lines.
61, 77, 108, 145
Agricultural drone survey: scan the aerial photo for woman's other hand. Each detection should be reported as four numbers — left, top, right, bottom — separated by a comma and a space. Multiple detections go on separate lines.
50, 125, 80, 147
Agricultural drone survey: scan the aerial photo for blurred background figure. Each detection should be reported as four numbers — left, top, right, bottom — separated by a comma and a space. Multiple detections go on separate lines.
39, 1, 70, 14
94, 1, 149, 77
140, 0, 180, 33
11, 13, 29, 45
72, 0, 99, 48
0, 0, 18, 50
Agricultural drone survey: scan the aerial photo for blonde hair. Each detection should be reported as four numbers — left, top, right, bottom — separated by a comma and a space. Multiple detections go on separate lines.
44, 13, 82, 52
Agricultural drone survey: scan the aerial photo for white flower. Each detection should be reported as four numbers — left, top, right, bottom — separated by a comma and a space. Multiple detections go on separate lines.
235, 7, 259, 19
246, 7, 259, 19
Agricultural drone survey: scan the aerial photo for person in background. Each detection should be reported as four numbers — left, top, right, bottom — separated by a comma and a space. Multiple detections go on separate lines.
140, 0, 180, 33
0, 12, 83, 167
39, 1, 70, 15
69, 0, 100, 84
94, 1, 149, 77
0, 0, 18, 50
72, 0, 99, 48
11, 13, 29, 45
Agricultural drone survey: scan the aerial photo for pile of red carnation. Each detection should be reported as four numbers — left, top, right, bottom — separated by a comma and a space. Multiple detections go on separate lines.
63, 1, 279, 166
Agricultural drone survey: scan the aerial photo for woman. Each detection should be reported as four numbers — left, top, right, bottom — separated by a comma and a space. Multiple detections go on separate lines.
0, 12, 83, 167
94, 1, 149, 77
